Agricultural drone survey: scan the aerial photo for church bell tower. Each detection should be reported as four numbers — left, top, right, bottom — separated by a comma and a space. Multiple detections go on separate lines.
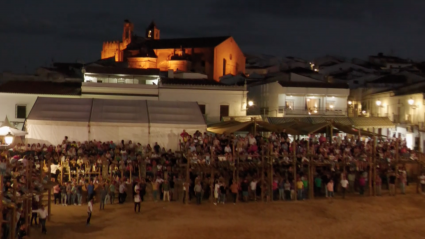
122, 19, 134, 46
146, 21, 160, 40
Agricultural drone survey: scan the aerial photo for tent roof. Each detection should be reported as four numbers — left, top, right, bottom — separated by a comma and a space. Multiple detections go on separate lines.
147, 101, 205, 125
0, 116, 16, 129
90, 99, 149, 124
27, 98, 92, 122
28, 97, 206, 127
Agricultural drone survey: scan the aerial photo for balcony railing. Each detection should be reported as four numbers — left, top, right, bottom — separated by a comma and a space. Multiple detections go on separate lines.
283, 107, 347, 116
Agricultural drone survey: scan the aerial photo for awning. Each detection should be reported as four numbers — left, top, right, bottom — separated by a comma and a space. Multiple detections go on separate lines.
222, 115, 263, 122
207, 120, 283, 134
349, 117, 395, 128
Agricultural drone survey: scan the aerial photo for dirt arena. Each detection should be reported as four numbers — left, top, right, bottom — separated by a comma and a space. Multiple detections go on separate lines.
31, 189, 425, 239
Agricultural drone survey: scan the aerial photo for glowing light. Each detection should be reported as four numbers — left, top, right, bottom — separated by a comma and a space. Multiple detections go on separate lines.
5, 132, 13, 145
362, 110, 366, 114
376, 100, 382, 106
314, 110, 318, 113
248, 101, 254, 107
408, 98, 414, 105
330, 105, 334, 109
348, 101, 352, 105
307, 98, 310, 102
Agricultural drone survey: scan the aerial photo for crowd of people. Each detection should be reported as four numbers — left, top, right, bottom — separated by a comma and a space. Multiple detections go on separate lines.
1, 128, 424, 238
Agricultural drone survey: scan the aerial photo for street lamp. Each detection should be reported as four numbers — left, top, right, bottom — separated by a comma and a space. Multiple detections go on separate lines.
5, 132, 13, 145
408, 98, 414, 106
376, 100, 382, 106
248, 101, 254, 107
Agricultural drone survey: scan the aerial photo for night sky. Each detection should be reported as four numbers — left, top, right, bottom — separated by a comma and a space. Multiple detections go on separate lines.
1, 0, 424, 73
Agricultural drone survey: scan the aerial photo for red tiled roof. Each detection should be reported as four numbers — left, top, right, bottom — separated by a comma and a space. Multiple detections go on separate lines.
143, 36, 230, 49
0, 81, 81, 95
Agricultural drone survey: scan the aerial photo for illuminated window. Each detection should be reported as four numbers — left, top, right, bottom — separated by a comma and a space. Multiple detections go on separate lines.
285, 101, 294, 110
148, 30, 152, 38
326, 101, 335, 111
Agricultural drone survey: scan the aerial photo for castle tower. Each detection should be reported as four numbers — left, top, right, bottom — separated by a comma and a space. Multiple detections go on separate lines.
146, 21, 160, 40
122, 19, 134, 46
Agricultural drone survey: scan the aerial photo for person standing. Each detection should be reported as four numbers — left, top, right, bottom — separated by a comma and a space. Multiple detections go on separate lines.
182, 181, 188, 204
327, 180, 334, 198
359, 176, 366, 195
296, 178, 304, 200
230, 181, 238, 204
109, 182, 116, 204
53, 184, 60, 204
119, 181, 126, 204
134, 183, 141, 213
389, 172, 397, 196
314, 176, 322, 197
86, 181, 95, 202
30, 198, 38, 227
194, 181, 202, 205
76, 182, 83, 206
32, 205, 48, 234
139, 179, 146, 202
250, 179, 257, 201
87, 198, 93, 226
162, 180, 170, 202
60, 183, 67, 206
340, 176, 348, 199
99, 185, 107, 210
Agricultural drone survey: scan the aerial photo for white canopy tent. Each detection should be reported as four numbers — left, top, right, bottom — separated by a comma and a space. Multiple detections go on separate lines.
90, 99, 150, 146
0, 116, 27, 137
147, 101, 207, 150
26, 97, 207, 150
26, 98, 92, 145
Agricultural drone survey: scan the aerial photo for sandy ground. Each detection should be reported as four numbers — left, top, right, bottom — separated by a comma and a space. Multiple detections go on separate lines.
31, 187, 425, 239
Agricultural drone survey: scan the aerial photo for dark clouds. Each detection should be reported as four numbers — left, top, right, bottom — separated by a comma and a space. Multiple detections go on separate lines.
1, 0, 425, 72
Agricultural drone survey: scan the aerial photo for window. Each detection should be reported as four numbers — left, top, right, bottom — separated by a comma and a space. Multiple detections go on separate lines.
220, 105, 229, 120
326, 101, 335, 111
16, 105, 26, 119
223, 58, 227, 75
148, 30, 152, 38
198, 104, 206, 115
285, 101, 294, 110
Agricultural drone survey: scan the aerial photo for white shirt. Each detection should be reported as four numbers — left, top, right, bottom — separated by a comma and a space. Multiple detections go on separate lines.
134, 194, 141, 203
33, 208, 48, 219
87, 201, 93, 213
250, 181, 257, 190
340, 179, 349, 188
119, 184, 126, 193
248, 136, 257, 145
50, 164, 59, 174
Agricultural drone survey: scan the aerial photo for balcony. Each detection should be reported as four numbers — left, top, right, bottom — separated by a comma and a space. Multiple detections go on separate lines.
283, 107, 347, 116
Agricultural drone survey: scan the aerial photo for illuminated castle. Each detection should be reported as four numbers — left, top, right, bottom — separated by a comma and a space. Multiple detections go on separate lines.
100, 20, 245, 81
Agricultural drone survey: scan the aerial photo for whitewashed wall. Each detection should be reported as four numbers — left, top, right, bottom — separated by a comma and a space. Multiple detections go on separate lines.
159, 87, 247, 124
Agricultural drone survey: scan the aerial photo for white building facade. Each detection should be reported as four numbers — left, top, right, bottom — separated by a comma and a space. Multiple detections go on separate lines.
248, 81, 350, 117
